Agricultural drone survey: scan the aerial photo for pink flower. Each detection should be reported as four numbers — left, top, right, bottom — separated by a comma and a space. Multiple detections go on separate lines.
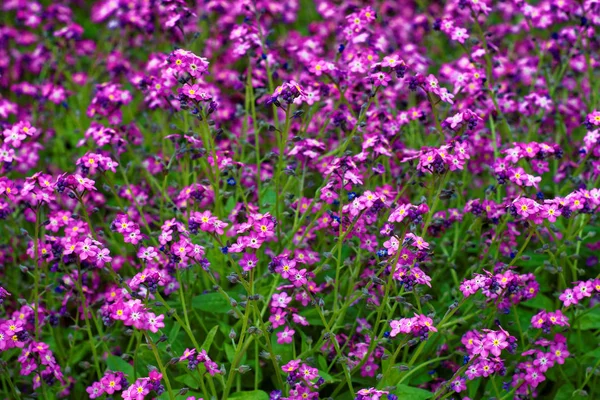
587, 110, 600, 126
271, 292, 292, 309
137, 246, 157, 261
282, 359, 301, 373
71, 174, 97, 192
95, 248, 112, 267
100, 373, 122, 394
361, 361, 379, 377
292, 313, 309, 326
451, 27, 469, 43
128, 379, 150, 400
276, 259, 297, 279
547, 310, 569, 327
549, 342, 569, 364
383, 236, 399, 255
531, 311, 547, 329
269, 309, 287, 329
460, 279, 478, 297
290, 269, 308, 287
524, 366, 545, 387
146, 313, 165, 333
541, 203, 561, 222
276, 326, 295, 344
298, 363, 318, 381
416, 314, 437, 332
371, 71, 391, 86
75, 238, 98, 261
573, 280, 593, 300
513, 197, 538, 217
484, 331, 508, 357
382, 55, 402, 68
86, 382, 104, 399
355, 388, 389, 400
508, 167, 526, 186
310, 60, 326, 76
533, 352, 554, 373
180, 348, 197, 361
559, 288, 578, 307
179, 83, 201, 100
389, 320, 402, 337
245, 232, 264, 249
3, 126, 27, 148
124, 229, 142, 245
239, 253, 258, 271
465, 363, 482, 380
451, 377, 466, 392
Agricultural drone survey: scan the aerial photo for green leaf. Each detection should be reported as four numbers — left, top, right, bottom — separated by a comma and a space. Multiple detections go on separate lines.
228, 390, 269, 400
554, 383, 585, 400
260, 188, 277, 212
225, 196, 236, 213
522, 294, 554, 310
548, 358, 577, 382
318, 370, 339, 384
299, 308, 325, 326
576, 309, 600, 330
201, 325, 219, 351
192, 292, 231, 314
271, 333, 294, 363
582, 347, 600, 360
224, 343, 235, 363
167, 319, 179, 338
106, 355, 134, 378
299, 330, 311, 354
166, 321, 185, 354
175, 374, 199, 389
317, 356, 328, 371
392, 384, 433, 400
379, 352, 401, 388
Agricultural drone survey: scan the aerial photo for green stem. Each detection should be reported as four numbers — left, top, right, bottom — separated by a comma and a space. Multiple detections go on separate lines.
144, 332, 176, 400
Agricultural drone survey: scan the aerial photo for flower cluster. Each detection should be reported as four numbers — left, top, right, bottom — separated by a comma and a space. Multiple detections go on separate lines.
0, 0, 599, 399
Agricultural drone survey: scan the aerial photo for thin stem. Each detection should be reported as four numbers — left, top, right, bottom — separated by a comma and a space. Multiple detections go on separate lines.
144, 332, 176, 400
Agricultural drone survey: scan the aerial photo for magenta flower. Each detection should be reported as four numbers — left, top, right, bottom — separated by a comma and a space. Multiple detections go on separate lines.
276, 326, 295, 344
271, 292, 292, 309
86, 381, 104, 399
559, 288, 578, 307
100, 373, 122, 394
465, 363, 482, 380
484, 331, 509, 357
137, 246, 157, 261
361, 361, 379, 377
269, 309, 287, 329
290, 268, 308, 287
124, 229, 142, 245
146, 312, 165, 333
451, 377, 467, 392
75, 238, 98, 261
128, 379, 150, 400
94, 248, 112, 267
460, 279, 478, 297
524, 366, 545, 388
298, 364, 318, 381
573, 280, 593, 300
282, 359, 301, 373
180, 348, 197, 362
416, 314, 437, 332
533, 351, 554, 373
550, 342, 570, 364
275, 259, 297, 279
